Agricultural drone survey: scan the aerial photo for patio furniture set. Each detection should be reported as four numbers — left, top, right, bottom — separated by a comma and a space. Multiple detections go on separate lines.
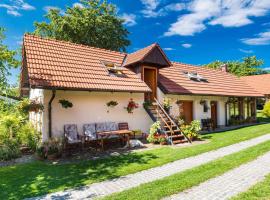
64, 122, 145, 152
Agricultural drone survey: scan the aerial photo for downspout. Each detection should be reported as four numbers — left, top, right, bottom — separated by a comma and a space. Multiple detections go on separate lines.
48, 90, 56, 138
225, 102, 228, 126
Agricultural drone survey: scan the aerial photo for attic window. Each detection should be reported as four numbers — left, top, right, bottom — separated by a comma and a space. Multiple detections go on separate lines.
183, 71, 208, 82
102, 61, 126, 77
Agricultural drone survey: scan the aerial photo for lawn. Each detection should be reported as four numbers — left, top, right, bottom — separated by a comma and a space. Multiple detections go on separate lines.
103, 140, 270, 200
232, 173, 270, 200
1, 124, 270, 199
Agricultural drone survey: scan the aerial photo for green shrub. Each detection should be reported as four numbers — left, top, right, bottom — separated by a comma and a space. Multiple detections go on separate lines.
18, 123, 40, 151
0, 139, 20, 161
147, 121, 161, 143
262, 101, 270, 117
181, 120, 201, 141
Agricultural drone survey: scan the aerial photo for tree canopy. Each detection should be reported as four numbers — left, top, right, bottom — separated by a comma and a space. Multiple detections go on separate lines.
33, 0, 130, 52
205, 56, 267, 76
0, 28, 19, 91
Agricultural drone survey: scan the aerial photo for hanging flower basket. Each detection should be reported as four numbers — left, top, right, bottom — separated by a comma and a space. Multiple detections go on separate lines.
106, 100, 118, 112
59, 99, 73, 109
125, 98, 139, 113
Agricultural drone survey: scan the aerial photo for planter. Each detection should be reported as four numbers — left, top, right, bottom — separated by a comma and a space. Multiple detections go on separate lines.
160, 141, 167, 145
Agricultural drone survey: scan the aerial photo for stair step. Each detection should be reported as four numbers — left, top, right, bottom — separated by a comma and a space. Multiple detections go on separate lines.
169, 134, 184, 139
164, 125, 177, 128
173, 139, 187, 144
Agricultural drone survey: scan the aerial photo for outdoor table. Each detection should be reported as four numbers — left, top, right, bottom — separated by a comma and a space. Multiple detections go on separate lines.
97, 130, 132, 150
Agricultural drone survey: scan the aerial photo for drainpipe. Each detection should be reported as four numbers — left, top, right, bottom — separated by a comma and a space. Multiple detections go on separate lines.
225, 102, 228, 126
48, 90, 56, 138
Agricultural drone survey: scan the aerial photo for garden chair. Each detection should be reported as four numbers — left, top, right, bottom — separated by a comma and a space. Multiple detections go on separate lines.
83, 123, 99, 150
64, 124, 84, 153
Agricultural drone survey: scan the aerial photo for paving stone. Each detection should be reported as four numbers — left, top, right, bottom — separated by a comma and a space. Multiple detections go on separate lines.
164, 151, 270, 200
28, 134, 270, 200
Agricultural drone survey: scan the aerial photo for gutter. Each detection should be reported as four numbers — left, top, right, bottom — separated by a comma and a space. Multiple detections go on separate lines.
48, 90, 56, 138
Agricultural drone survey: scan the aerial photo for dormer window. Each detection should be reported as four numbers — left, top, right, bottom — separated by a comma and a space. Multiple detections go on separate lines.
102, 61, 126, 77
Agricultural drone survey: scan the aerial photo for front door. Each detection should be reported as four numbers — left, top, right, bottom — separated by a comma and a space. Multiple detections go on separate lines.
143, 67, 157, 101
211, 101, 218, 128
179, 101, 193, 124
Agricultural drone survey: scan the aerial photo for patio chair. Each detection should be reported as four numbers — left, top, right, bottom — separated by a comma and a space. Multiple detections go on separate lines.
83, 123, 99, 150
64, 124, 84, 153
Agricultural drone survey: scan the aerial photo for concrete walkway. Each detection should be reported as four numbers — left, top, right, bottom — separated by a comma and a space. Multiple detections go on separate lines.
164, 151, 270, 200
29, 134, 270, 200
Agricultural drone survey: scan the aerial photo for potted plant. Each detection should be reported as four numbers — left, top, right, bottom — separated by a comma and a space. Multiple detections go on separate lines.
36, 138, 63, 160
158, 135, 167, 145
106, 100, 118, 112
59, 99, 73, 109
143, 100, 153, 109
181, 120, 201, 141
125, 98, 139, 113
147, 121, 161, 144
163, 97, 171, 113
18, 99, 44, 113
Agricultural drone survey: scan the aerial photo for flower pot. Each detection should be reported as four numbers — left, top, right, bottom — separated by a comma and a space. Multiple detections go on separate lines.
160, 141, 167, 145
47, 153, 61, 160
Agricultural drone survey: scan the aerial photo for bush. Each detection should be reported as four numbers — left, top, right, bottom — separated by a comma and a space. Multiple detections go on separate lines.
181, 120, 201, 141
263, 101, 270, 117
0, 139, 20, 161
147, 121, 161, 143
18, 123, 40, 151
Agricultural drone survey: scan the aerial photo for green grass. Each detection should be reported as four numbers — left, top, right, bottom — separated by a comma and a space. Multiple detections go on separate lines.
257, 110, 270, 123
1, 124, 270, 199
232, 174, 270, 200
103, 140, 270, 200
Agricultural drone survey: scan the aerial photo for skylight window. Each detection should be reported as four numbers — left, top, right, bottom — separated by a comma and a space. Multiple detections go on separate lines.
183, 71, 208, 82
102, 61, 126, 77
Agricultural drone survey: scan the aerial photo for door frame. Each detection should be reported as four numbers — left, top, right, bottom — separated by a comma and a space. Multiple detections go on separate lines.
141, 66, 158, 101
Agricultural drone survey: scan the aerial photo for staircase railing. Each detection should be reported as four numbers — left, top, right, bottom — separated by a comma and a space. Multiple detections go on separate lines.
154, 98, 192, 143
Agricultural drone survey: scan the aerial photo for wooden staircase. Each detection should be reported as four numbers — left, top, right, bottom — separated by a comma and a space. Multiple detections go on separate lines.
144, 98, 191, 145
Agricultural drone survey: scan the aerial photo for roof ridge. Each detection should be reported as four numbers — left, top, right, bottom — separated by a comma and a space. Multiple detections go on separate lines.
24, 33, 127, 55
128, 43, 157, 55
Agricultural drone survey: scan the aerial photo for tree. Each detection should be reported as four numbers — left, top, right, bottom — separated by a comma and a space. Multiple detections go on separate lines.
33, 0, 130, 52
205, 56, 266, 76
0, 28, 19, 91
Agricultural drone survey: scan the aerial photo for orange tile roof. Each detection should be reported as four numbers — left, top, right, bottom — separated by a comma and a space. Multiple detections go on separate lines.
23, 34, 151, 92
123, 43, 171, 67
241, 74, 270, 96
159, 62, 263, 97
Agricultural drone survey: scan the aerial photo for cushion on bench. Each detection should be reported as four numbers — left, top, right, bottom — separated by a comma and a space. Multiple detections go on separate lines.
83, 123, 97, 140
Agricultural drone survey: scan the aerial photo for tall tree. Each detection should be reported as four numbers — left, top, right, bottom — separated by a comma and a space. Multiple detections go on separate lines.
0, 28, 19, 91
205, 56, 266, 76
33, 0, 130, 52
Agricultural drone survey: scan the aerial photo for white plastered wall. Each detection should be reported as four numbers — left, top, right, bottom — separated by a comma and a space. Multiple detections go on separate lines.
42, 90, 153, 141
157, 88, 228, 126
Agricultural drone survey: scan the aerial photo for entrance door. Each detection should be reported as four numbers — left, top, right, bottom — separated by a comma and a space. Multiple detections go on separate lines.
211, 101, 218, 128
143, 67, 157, 101
179, 101, 193, 124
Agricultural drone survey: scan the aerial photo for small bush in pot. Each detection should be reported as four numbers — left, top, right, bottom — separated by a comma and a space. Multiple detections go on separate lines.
36, 138, 63, 160
181, 120, 201, 141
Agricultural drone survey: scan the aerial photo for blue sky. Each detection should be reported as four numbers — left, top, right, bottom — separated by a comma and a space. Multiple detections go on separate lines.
1, 0, 270, 84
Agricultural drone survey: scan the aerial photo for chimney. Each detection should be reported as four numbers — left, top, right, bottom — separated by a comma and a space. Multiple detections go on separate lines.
221, 64, 228, 72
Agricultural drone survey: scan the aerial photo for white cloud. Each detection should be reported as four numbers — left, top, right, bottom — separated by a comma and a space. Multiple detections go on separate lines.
182, 43, 192, 48
239, 48, 254, 54
0, 0, 35, 17
73, 2, 84, 8
120, 13, 137, 26
165, 0, 270, 36
163, 47, 175, 51
140, 0, 185, 18
43, 6, 65, 15
241, 31, 270, 45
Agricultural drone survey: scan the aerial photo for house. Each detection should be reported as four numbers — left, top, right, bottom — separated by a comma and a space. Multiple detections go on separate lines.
241, 74, 270, 102
20, 35, 263, 141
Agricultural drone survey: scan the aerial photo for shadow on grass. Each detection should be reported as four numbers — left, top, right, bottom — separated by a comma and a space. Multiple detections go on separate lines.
1, 152, 158, 199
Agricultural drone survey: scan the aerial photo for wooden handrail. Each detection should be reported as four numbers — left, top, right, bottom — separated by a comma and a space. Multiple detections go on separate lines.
154, 98, 192, 143
156, 109, 174, 136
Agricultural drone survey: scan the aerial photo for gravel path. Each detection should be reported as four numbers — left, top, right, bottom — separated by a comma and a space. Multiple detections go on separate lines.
28, 133, 270, 200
